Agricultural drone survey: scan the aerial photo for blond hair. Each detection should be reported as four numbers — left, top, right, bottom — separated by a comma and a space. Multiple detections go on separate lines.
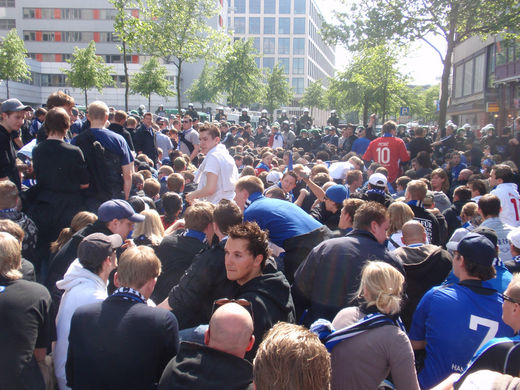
87, 100, 109, 122
132, 209, 164, 246
184, 201, 214, 231
117, 246, 161, 289
50, 211, 97, 254
387, 202, 415, 236
355, 261, 404, 315
0, 232, 22, 280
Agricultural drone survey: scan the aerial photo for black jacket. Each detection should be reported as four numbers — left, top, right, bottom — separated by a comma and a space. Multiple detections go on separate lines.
158, 342, 253, 390
134, 125, 158, 163
152, 233, 208, 304
108, 122, 135, 151
408, 204, 443, 246
443, 199, 473, 239
310, 202, 341, 231
168, 240, 238, 330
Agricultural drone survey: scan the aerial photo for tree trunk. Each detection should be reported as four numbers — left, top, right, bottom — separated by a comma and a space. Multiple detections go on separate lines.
382, 67, 388, 122
363, 95, 369, 126
148, 94, 151, 112
5, 79, 9, 99
84, 89, 88, 107
176, 60, 183, 113
438, 18, 456, 137
122, 40, 129, 112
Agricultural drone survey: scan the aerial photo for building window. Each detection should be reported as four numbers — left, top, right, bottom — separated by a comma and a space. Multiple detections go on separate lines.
455, 64, 463, 98
255, 57, 260, 67
264, 17, 275, 34
294, 0, 305, 14
278, 57, 290, 74
293, 38, 305, 54
473, 53, 485, 93
234, 17, 245, 33
263, 37, 275, 54
253, 37, 261, 52
263, 57, 274, 70
278, 38, 290, 54
279, 0, 290, 13
249, 17, 260, 34
463, 60, 473, 96
235, 0, 246, 13
249, 0, 260, 13
293, 18, 305, 34
278, 17, 290, 34
292, 77, 304, 94
0, 0, 15, 7
0, 19, 16, 29
292, 58, 304, 74
264, 0, 275, 14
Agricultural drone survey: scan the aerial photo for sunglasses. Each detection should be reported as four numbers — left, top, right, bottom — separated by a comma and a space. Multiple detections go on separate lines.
182, 120, 191, 123
501, 293, 520, 304
212, 298, 254, 321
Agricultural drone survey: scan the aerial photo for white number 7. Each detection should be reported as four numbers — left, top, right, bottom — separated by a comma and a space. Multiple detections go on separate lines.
469, 315, 499, 353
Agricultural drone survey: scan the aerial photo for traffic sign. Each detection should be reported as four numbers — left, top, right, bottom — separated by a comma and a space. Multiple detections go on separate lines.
400, 107, 410, 116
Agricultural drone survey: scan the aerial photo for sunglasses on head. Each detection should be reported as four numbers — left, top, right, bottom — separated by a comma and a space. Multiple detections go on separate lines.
212, 298, 254, 321
501, 293, 520, 304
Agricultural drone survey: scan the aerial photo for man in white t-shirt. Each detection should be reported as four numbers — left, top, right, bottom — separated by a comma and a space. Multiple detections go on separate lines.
490, 164, 520, 227
186, 124, 238, 204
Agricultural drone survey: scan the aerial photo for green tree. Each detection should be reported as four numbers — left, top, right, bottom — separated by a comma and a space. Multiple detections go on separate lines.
111, 0, 149, 112
186, 62, 220, 110
130, 57, 175, 111
326, 45, 408, 124
262, 64, 293, 115
214, 39, 263, 107
322, 0, 520, 133
143, 0, 228, 111
0, 29, 31, 98
422, 84, 441, 123
62, 41, 115, 107
301, 80, 326, 118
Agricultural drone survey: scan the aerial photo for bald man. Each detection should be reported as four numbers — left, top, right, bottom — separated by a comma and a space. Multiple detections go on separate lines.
393, 221, 453, 330
158, 302, 255, 389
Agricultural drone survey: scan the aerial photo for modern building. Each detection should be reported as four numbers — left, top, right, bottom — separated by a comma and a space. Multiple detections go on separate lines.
448, 35, 519, 132
0, 0, 227, 109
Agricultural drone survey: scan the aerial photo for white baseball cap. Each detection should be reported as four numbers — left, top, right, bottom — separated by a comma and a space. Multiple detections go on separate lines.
507, 228, 520, 249
368, 173, 387, 187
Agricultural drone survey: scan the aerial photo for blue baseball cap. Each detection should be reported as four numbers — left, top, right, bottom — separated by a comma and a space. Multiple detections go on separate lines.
325, 185, 349, 204
457, 233, 496, 266
97, 199, 145, 223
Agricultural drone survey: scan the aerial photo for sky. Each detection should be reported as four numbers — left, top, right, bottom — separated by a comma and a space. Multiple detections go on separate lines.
318, 0, 445, 86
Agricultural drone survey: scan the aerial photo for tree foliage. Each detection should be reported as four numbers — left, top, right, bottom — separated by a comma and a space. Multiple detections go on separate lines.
186, 62, 220, 110
214, 39, 263, 107
63, 41, 115, 107
0, 29, 31, 98
130, 57, 175, 111
142, 0, 229, 111
326, 45, 408, 124
322, 0, 520, 132
110, 0, 149, 112
301, 80, 326, 117
262, 64, 293, 114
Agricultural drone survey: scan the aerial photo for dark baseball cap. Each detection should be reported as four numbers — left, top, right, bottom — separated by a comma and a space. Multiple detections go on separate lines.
1, 98, 32, 113
457, 233, 496, 266
97, 199, 145, 222
472, 226, 498, 248
77, 233, 123, 269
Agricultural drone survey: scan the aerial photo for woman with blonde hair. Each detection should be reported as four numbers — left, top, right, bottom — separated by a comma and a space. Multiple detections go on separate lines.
430, 168, 450, 197
132, 209, 164, 247
329, 261, 419, 390
386, 202, 415, 250
50, 211, 97, 254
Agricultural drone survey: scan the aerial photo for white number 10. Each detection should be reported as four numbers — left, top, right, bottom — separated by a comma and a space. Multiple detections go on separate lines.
376, 147, 390, 164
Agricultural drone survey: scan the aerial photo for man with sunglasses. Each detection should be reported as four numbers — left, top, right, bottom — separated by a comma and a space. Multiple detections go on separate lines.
409, 233, 515, 389
178, 115, 200, 162
158, 302, 255, 389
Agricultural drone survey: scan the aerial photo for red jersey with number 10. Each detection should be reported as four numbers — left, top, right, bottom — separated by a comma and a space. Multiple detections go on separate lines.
363, 136, 410, 183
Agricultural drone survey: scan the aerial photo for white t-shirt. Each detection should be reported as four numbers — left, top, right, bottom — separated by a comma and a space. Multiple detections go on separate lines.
195, 144, 238, 204
491, 182, 520, 227
328, 161, 354, 180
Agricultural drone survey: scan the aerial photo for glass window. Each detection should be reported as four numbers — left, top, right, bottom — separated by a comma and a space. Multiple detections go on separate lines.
294, 18, 305, 34
263, 37, 275, 54
496, 42, 507, 66
278, 58, 290, 74
515, 41, 520, 61
294, 0, 305, 13
463, 60, 473, 96
0, 19, 15, 29
253, 37, 261, 52
0, 0, 15, 7
263, 57, 275, 70
279, 0, 290, 13
249, 17, 260, 34
455, 64, 463, 98
473, 54, 485, 93
264, 0, 275, 13
293, 58, 304, 74
292, 77, 304, 94
234, 17, 245, 33
293, 38, 305, 54
264, 17, 275, 34
249, 0, 260, 13
23, 8, 35, 18
278, 38, 290, 54
255, 57, 260, 67
278, 17, 290, 34
235, 0, 246, 13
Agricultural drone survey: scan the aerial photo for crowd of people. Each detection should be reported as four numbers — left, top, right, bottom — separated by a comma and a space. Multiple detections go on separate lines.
1, 90, 520, 390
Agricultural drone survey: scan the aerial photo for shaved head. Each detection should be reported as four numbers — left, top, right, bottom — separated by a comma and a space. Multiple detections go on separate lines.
401, 220, 427, 245
458, 169, 473, 181
205, 302, 254, 358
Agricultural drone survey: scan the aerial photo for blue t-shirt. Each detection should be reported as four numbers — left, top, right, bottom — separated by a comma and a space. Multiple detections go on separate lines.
443, 264, 512, 293
351, 137, 370, 155
244, 192, 322, 248
409, 281, 514, 389
72, 127, 133, 165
